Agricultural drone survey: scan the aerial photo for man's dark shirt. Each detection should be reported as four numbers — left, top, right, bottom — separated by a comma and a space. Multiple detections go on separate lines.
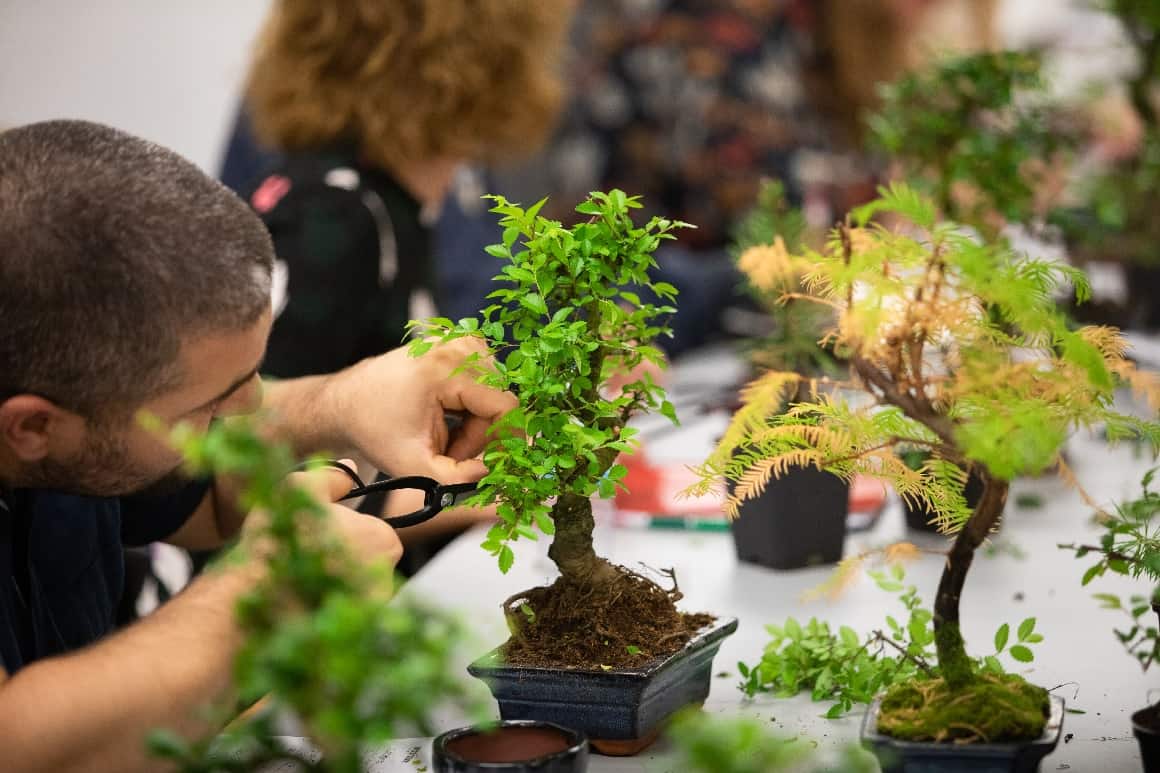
0, 480, 209, 673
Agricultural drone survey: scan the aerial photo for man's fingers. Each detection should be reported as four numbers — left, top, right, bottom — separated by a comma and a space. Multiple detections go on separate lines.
444, 413, 494, 461
425, 454, 489, 485
293, 459, 358, 503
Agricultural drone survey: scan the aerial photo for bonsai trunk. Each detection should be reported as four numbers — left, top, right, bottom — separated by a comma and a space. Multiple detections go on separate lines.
933, 471, 1009, 689
547, 493, 618, 587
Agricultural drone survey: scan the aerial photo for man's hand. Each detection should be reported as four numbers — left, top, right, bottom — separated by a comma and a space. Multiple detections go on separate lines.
239, 462, 404, 570
326, 337, 516, 483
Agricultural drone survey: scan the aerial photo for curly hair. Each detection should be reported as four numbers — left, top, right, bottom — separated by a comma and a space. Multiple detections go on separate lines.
245, 0, 570, 169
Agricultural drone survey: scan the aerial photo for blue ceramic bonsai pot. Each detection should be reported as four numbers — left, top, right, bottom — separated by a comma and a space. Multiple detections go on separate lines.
467, 616, 738, 756
861, 694, 1065, 773
432, 720, 588, 772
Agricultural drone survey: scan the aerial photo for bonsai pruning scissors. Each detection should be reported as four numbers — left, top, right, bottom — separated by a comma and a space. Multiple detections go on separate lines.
315, 460, 479, 529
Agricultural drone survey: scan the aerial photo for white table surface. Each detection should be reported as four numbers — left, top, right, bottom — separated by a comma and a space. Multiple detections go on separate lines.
293, 346, 1158, 771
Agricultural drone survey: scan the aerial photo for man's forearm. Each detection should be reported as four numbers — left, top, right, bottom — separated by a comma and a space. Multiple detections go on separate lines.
0, 559, 262, 773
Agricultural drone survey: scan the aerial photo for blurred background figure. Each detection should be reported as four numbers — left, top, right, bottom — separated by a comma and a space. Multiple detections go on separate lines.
219, 0, 996, 359
493, 0, 997, 355
239, 0, 569, 376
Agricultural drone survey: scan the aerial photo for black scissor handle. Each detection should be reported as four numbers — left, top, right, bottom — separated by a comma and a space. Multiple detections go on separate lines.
344, 475, 442, 528
298, 461, 476, 528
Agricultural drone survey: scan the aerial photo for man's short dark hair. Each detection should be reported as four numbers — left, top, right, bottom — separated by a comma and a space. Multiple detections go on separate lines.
0, 120, 274, 418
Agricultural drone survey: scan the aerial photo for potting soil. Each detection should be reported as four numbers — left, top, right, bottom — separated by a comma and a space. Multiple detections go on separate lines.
500, 563, 713, 670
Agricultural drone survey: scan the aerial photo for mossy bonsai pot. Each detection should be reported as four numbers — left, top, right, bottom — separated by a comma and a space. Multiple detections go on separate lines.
467, 617, 738, 756
432, 720, 588, 772
861, 694, 1065, 773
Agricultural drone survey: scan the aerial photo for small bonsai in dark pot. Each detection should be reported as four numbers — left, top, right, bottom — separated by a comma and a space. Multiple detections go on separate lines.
692, 184, 1160, 770
726, 181, 846, 569
412, 191, 736, 755
1062, 467, 1160, 771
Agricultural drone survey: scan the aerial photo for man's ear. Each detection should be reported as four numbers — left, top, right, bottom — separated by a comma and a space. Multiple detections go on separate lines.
0, 395, 74, 462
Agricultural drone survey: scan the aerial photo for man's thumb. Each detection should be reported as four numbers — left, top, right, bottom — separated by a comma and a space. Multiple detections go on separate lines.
426, 454, 487, 485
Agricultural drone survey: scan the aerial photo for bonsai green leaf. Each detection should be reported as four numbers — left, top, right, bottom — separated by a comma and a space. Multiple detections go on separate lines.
519, 293, 547, 316
994, 623, 1010, 653
1093, 593, 1123, 609
145, 730, 189, 760
1008, 645, 1034, 663
497, 545, 515, 574
1061, 332, 1114, 392
1017, 617, 1037, 642
1082, 564, 1105, 585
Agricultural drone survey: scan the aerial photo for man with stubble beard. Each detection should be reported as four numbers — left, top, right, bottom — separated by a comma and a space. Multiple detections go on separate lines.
0, 120, 514, 772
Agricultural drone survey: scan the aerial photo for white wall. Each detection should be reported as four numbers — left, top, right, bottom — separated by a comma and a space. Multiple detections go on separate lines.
0, 0, 270, 173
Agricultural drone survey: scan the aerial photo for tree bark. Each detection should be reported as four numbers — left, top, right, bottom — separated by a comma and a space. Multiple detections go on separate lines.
547, 493, 617, 587
933, 472, 1009, 689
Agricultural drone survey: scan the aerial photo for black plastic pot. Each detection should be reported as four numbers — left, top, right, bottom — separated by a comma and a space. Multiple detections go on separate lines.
1127, 264, 1160, 329
1133, 703, 1160, 773
861, 694, 1065, 773
467, 617, 738, 756
432, 720, 588, 772
728, 466, 848, 569
904, 471, 986, 533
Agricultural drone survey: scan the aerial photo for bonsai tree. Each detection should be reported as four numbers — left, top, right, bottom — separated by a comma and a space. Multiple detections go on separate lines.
409, 190, 707, 668
870, 51, 1066, 239
691, 183, 1160, 742
726, 181, 849, 570
732, 179, 838, 382
1061, 466, 1160, 757
1055, 2, 1160, 267
147, 420, 475, 772
1061, 466, 1160, 670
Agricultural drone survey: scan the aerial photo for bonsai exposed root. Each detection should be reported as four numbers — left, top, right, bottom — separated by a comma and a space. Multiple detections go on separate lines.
878, 672, 1050, 744
500, 564, 712, 670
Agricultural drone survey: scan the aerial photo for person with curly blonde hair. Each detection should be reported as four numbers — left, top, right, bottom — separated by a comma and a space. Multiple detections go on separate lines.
230, 0, 570, 572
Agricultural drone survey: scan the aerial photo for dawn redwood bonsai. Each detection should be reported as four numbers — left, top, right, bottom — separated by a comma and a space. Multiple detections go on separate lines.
691, 183, 1160, 743
410, 190, 710, 669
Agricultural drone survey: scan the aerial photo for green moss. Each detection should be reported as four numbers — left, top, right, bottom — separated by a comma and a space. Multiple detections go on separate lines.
933, 621, 974, 690
879, 673, 1049, 744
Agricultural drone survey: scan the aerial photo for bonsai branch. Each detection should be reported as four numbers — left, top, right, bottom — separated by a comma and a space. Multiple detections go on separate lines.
870, 629, 936, 677
851, 356, 957, 447
1056, 543, 1143, 568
